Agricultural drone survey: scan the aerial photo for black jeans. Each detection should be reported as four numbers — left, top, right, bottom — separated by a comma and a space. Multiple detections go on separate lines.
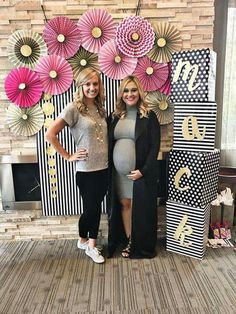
76, 168, 108, 239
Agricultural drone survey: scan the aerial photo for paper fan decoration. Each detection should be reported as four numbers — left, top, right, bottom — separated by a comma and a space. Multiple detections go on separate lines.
98, 39, 137, 80
8, 30, 47, 69
43, 16, 81, 59
78, 8, 116, 53
146, 91, 174, 125
133, 56, 169, 92
159, 62, 171, 95
6, 104, 44, 136
68, 47, 99, 79
116, 16, 155, 58
148, 23, 182, 63
35, 55, 73, 95
4, 67, 43, 108
159, 77, 171, 96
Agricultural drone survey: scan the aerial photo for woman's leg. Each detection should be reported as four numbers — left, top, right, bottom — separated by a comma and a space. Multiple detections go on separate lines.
76, 170, 108, 247
120, 198, 132, 238
88, 169, 107, 245
120, 198, 132, 257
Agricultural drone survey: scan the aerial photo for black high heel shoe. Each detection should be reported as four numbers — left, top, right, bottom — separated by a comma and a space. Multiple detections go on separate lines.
121, 237, 131, 258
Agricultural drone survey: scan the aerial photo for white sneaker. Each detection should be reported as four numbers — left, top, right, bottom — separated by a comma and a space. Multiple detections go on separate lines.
77, 239, 89, 250
85, 246, 105, 264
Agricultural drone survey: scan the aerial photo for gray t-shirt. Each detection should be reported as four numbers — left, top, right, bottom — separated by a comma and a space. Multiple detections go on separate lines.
59, 103, 108, 172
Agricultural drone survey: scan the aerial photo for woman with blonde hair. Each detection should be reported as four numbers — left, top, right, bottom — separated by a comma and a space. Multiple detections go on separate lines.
107, 75, 160, 258
46, 67, 108, 264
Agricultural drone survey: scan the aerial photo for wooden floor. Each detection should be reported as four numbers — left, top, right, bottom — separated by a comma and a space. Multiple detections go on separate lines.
0, 238, 236, 314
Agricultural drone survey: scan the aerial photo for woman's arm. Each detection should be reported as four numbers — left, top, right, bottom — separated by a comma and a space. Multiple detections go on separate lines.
45, 118, 87, 162
127, 111, 160, 181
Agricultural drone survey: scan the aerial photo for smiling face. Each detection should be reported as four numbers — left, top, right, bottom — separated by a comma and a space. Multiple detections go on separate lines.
82, 74, 99, 100
122, 81, 140, 107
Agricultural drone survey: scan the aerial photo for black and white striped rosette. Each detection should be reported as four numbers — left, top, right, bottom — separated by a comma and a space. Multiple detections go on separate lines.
170, 48, 216, 103
166, 201, 211, 260
173, 102, 217, 152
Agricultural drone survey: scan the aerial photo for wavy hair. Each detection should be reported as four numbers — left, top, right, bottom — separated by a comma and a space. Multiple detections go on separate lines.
73, 68, 106, 118
113, 75, 149, 119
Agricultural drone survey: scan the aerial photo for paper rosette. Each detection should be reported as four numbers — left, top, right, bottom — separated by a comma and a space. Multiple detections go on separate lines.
159, 77, 171, 96
68, 47, 99, 79
133, 56, 169, 92
98, 39, 137, 80
43, 16, 81, 59
35, 55, 73, 95
159, 62, 171, 95
4, 67, 43, 108
146, 91, 174, 125
6, 104, 44, 136
8, 30, 47, 69
78, 8, 116, 53
116, 16, 155, 58
148, 23, 182, 63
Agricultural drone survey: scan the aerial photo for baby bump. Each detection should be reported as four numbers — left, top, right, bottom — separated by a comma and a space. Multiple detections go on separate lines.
113, 139, 136, 175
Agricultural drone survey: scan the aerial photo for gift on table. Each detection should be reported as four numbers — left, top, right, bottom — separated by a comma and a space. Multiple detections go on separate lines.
210, 204, 235, 227
210, 187, 235, 227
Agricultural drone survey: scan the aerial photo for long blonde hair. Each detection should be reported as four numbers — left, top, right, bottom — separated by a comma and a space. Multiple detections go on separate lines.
113, 75, 149, 119
73, 68, 106, 118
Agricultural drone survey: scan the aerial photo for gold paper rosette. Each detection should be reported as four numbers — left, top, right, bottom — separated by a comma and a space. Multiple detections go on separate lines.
148, 23, 182, 63
8, 30, 47, 69
6, 104, 44, 136
68, 47, 99, 80
146, 91, 174, 125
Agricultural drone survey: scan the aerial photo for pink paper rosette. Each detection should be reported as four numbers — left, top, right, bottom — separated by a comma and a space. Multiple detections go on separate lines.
78, 8, 116, 53
35, 55, 73, 95
4, 67, 43, 108
159, 62, 171, 95
98, 39, 137, 80
116, 16, 155, 58
133, 56, 169, 92
43, 16, 81, 59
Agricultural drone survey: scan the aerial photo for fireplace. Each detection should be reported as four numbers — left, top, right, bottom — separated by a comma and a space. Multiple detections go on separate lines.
0, 155, 41, 211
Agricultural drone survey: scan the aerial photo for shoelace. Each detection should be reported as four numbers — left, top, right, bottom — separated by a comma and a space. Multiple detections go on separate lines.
93, 247, 101, 255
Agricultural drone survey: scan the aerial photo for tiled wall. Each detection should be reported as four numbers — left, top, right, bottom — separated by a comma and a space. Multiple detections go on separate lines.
0, 0, 215, 156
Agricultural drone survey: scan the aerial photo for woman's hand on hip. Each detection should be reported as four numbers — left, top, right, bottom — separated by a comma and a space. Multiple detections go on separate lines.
67, 148, 88, 162
127, 170, 143, 181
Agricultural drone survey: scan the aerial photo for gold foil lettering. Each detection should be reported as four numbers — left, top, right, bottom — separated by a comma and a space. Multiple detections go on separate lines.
174, 215, 193, 247
182, 116, 206, 140
173, 59, 200, 92
174, 167, 192, 191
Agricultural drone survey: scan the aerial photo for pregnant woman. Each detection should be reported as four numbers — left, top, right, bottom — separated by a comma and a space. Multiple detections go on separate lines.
107, 75, 160, 259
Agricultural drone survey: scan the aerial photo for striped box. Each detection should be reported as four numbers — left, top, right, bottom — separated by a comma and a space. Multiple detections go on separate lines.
173, 102, 217, 152
166, 201, 211, 260
168, 149, 220, 209
170, 48, 216, 103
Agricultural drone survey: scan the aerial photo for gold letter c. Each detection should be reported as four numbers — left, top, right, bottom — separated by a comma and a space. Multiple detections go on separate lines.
174, 167, 192, 191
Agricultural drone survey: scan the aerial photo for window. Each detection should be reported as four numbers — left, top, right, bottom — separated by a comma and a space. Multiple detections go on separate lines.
216, 0, 236, 166
221, 6, 236, 152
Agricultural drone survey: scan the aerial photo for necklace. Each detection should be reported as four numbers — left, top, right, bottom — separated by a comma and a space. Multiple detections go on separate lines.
86, 108, 104, 144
